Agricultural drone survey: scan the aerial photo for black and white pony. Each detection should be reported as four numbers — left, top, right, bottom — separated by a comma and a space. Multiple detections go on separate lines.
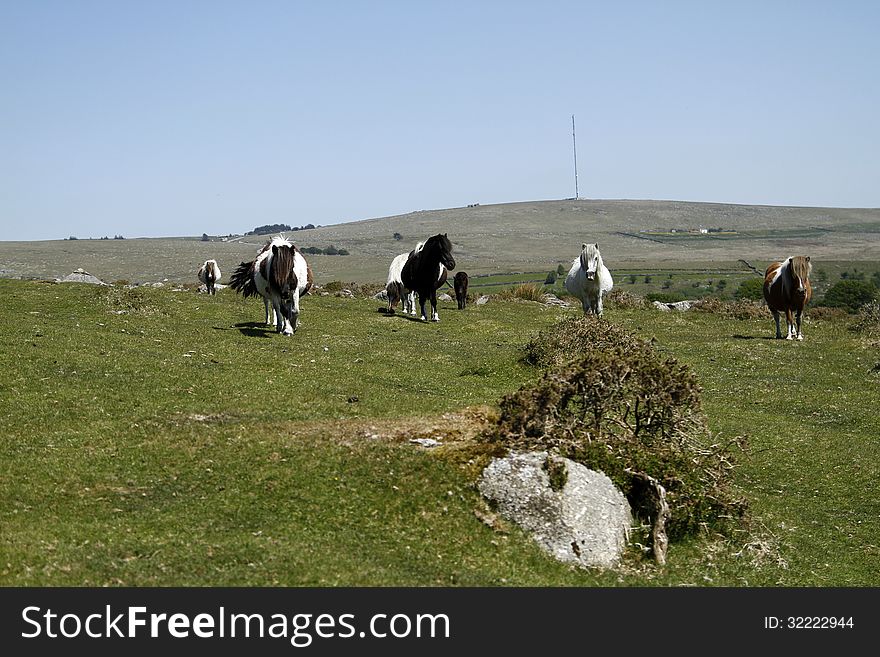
385, 241, 424, 316
400, 233, 456, 321
564, 242, 613, 316
229, 236, 312, 335
198, 259, 221, 295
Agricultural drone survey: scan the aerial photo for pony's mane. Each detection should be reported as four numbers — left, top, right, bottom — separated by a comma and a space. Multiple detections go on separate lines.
423, 233, 452, 256
268, 242, 296, 293
788, 255, 812, 281
579, 243, 603, 269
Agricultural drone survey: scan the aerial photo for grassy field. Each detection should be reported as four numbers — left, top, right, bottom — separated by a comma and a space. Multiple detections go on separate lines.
1, 278, 878, 586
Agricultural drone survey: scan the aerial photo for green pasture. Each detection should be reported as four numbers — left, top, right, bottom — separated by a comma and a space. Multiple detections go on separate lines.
1, 279, 878, 586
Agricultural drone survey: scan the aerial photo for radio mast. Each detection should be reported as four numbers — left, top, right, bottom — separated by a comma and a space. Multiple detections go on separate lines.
571, 114, 579, 200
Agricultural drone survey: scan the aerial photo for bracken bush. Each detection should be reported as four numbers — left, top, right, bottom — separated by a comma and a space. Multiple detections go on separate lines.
488, 316, 747, 543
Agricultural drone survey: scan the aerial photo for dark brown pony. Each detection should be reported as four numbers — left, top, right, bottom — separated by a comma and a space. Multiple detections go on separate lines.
763, 256, 812, 340
453, 271, 469, 309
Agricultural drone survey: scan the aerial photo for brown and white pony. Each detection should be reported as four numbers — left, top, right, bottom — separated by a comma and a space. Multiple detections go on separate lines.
763, 256, 812, 340
229, 236, 313, 335
198, 259, 221, 295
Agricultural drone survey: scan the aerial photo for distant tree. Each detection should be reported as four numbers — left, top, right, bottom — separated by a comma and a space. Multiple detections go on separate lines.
324, 245, 339, 256
662, 279, 672, 289
644, 275, 653, 284
201, 233, 210, 242
114, 235, 124, 240
67, 236, 78, 240
628, 274, 637, 284
337, 248, 350, 256
303, 223, 315, 230
556, 263, 566, 276
734, 277, 765, 301
544, 271, 556, 285
872, 271, 880, 288
393, 232, 403, 241
248, 223, 292, 236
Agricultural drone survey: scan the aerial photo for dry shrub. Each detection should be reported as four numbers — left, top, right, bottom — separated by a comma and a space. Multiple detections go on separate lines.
692, 298, 768, 320
317, 281, 384, 297
490, 317, 747, 542
850, 301, 880, 336
605, 288, 647, 309
807, 306, 848, 321
496, 283, 545, 302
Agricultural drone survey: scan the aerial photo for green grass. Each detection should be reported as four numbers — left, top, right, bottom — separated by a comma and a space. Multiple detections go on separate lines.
1, 279, 878, 586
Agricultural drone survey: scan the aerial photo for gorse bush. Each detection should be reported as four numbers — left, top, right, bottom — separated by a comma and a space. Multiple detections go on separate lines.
490, 316, 747, 543
522, 315, 646, 368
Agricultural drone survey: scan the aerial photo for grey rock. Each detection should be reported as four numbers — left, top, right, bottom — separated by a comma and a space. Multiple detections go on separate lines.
652, 300, 695, 311
438, 293, 453, 302
478, 451, 632, 568
475, 295, 490, 305
541, 293, 570, 307
59, 268, 107, 285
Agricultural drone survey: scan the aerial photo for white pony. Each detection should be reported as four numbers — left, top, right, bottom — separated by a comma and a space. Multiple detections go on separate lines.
386, 242, 423, 315
565, 242, 613, 315
198, 259, 221, 295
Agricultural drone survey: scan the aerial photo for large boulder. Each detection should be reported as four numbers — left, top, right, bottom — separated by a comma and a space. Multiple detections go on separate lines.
478, 451, 632, 568
59, 268, 107, 285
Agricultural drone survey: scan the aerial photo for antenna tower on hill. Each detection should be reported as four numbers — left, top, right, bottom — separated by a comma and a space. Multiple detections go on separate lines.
572, 114, 580, 200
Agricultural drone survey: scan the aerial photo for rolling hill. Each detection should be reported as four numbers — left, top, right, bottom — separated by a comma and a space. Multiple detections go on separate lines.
2, 199, 879, 284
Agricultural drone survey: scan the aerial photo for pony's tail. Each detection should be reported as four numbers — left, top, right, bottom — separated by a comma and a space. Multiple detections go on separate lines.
229, 260, 259, 298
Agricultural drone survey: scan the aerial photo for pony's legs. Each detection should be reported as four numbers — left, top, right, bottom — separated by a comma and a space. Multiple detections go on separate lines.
795, 309, 804, 341
596, 294, 604, 317
771, 310, 783, 338
406, 291, 417, 315
289, 292, 301, 334
264, 297, 273, 326
431, 291, 439, 322
418, 293, 428, 321
785, 309, 795, 340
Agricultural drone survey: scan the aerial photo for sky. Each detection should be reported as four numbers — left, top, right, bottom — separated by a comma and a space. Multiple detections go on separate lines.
1, 1, 879, 241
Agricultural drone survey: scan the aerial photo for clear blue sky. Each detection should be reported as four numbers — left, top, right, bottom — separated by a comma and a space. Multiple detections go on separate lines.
2, 1, 878, 241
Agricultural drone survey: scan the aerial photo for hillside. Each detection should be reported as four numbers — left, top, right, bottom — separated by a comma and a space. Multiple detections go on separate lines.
2, 199, 879, 284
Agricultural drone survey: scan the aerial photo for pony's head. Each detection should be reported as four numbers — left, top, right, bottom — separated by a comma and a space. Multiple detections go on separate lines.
789, 255, 812, 297
426, 233, 455, 271
579, 243, 601, 280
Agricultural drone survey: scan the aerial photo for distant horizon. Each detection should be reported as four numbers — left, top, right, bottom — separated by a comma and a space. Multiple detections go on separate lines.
4, 195, 880, 244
